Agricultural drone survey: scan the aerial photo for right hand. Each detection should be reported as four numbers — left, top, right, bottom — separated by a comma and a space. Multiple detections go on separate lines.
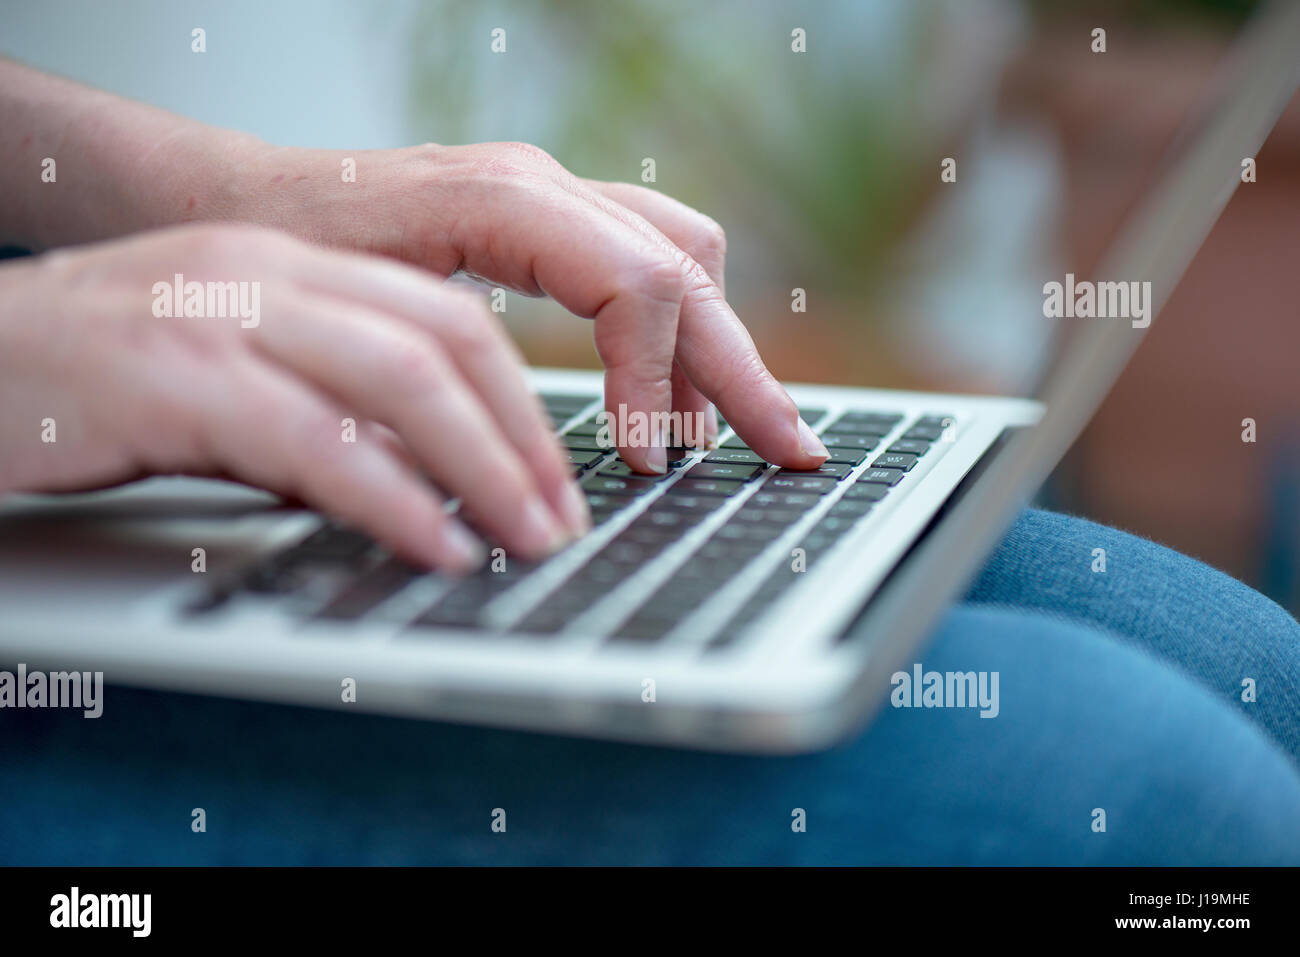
0, 224, 591, 573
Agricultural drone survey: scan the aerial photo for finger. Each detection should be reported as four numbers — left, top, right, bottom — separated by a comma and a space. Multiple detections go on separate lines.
417, 151, 701, 473
193, 356, 486, 574
574, 178, 822, 465
251, 290, 572, 562
273, 253, 589, 535
585, 181, 730, 449
414, 147, 821, 467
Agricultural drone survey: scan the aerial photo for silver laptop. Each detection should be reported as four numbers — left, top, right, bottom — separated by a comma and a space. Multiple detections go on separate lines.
3, 4, 1297, 752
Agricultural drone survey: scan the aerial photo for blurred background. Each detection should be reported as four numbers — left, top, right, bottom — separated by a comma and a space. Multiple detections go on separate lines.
3, 0, 1299, 612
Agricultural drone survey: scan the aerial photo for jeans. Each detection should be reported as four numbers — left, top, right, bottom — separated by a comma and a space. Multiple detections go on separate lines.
2, 509, 1298, 864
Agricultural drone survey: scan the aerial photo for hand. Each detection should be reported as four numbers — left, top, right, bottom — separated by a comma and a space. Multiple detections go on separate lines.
0, 63, 828, 473
0, 224, 591, 572
221, 141, 831, 472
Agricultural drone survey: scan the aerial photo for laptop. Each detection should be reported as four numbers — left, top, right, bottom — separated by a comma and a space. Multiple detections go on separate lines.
2, 3, 1297, 753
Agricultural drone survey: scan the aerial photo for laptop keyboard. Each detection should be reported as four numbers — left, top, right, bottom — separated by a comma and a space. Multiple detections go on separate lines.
192, 392, 955, 647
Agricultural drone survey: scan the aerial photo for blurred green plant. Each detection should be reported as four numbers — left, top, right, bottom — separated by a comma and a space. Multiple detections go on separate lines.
407, 0, 946, 298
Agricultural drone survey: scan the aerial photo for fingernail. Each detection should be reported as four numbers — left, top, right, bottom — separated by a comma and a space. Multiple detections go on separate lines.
702, 404, 719, 449
646, 444, 668, 474
796, 416, 828, 459
520, 497, 569, 556
440, 519, 486, 573
558, 480, 591, 536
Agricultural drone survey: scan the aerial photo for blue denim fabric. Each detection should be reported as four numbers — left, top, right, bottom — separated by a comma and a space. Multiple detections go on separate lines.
2, 510, 1298, 864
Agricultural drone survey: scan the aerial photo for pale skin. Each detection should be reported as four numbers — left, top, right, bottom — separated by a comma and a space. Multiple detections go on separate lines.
0, 58, 828, 573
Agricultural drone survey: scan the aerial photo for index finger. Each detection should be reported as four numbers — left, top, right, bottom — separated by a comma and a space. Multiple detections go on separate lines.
561, 179, 828, 468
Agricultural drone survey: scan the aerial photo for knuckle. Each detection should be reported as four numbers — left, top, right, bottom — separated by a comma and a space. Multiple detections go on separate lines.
692, 216, 727, 262
429, 289, 503, 353
440, 311, 496, 355
680, 258, 717, 300
289, 405, 358, 468
470, 142, 561, 183
627, 252, 688, 307
375, 332, 448, 398
499, 141, 561, 170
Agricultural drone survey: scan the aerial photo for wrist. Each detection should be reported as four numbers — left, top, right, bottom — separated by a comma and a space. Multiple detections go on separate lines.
133, 125, 268, 233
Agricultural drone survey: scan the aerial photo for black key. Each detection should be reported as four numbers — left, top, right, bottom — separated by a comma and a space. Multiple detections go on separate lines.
838, 410, 903, 425
411, 589, 489, 629
617, 524, 681, 548
564, 419, 607, 437
668, 477, 746, 497
720, 436, 751, 449
545, 407, 598, 422
843, 482, 891, 501
612, 453, 690, 472
859, 467, 906, 486
241, 559, 307, 594
612, 613, 679, 642
563, 436, 610, 452
676, 554, 740, 584
294, 525, 375, 562
703, 449, 766, 466
243, 548, 365, 595
567, 561, 635, 588
808, 514, 859, 536
540, 392, 598, 406
914, 415, 955, 430
901, 424, 945, 442
632, 508, 698, 531
825, 412, 902, 433
598, 460, 670, 481
656, 494, 725, 515
800, 534, 840, 558
823, 446, 868, 465
887, 440, 931, 456
814, 432, 878, 450
824, 421, 891, 437
777, 462, 852, 480
583, 493, 625, 514
748, 491, 820, 511
686, 461, 764, 482
582, 474, 657, 496
732, 505, 804, 526
715, 521, 785, 544
656, 576, 718, 602
514, 605, 579, 635
797, 407, 828, 424
568, 449, 605, 468
827, 498, 876, 518
767, 474, 839, 495
315, 559, 423, 620
665, 446, 693, 468
696, 538, 766, 562
872, 452, 919, 471
600, 539, 660, 565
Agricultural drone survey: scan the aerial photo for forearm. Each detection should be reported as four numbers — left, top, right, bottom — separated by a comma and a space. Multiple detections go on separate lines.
0, 57, 258, 250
